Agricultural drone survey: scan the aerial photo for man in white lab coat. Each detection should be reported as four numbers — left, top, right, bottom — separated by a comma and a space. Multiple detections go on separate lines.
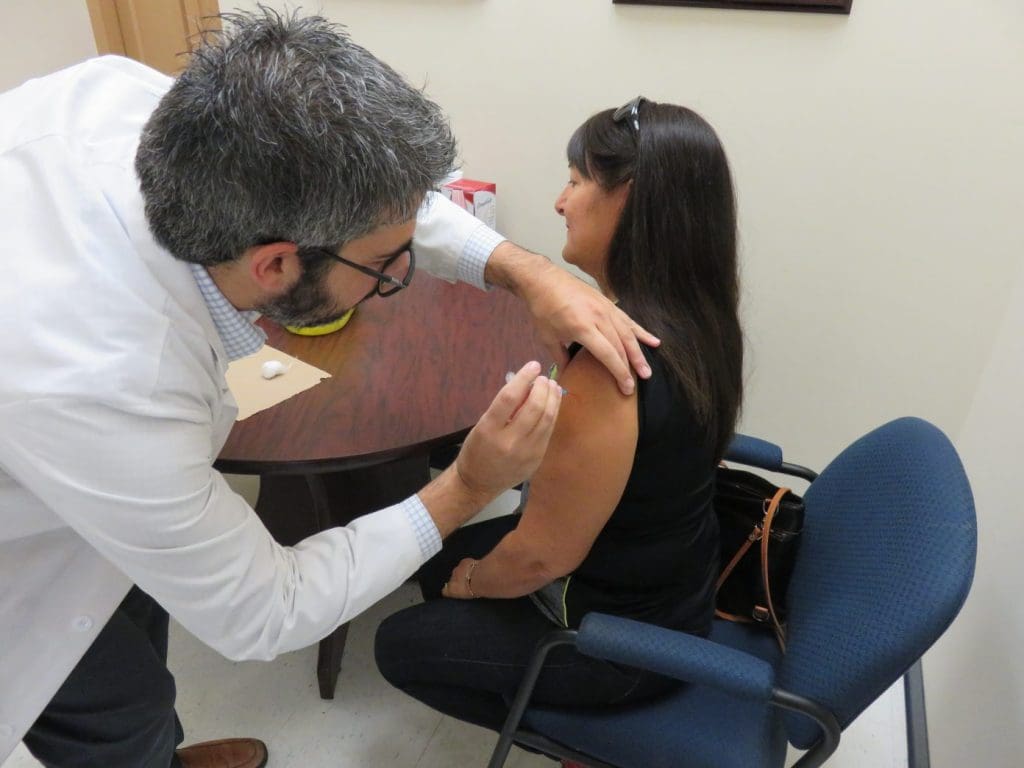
0, 9, 657, 768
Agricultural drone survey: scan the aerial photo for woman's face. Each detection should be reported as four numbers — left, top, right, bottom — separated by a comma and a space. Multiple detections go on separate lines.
554, 166, 630, 287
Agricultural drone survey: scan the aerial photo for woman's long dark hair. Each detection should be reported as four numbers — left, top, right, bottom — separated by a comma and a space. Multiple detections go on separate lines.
567, 101, 743, 460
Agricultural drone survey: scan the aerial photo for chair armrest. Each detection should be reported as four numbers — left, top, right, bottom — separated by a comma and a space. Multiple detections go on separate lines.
725, 433, 784, 470
726, 433, 819, 482
576, 613, 775, 702
493, 617, 837, 768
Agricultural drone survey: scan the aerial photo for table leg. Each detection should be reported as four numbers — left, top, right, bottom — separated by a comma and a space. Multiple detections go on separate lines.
305, 473, 349, 700
316, 622, 349, 700
252, 453, 431, 699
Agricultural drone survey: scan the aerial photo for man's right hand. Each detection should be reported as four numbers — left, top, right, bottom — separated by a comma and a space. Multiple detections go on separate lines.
456, 360, 562, 501
418, 360, 562, 538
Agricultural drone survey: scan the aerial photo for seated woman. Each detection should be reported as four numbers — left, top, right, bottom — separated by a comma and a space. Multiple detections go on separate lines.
374, 98, 743, 734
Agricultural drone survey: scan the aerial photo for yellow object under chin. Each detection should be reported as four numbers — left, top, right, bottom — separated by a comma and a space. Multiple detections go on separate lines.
284, 307, 356, 336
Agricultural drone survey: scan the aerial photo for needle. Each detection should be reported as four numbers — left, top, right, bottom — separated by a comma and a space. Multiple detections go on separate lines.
505, 363, 569, 396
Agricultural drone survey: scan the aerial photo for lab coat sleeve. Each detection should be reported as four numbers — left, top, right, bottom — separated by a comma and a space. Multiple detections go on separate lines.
0, 392, 429, 661
414, 191, 506, 290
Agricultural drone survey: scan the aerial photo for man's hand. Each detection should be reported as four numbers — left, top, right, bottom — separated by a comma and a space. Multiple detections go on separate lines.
418, 361, 561, 538
455, 360, 562, 501
485, 242, 659, 395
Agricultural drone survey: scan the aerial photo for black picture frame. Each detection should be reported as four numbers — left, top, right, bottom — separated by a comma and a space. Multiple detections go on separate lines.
614, 0, 852, 13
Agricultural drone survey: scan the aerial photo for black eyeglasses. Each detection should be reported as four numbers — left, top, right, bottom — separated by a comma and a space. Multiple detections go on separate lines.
312, 246, 416, 298
613, 95, 647, 133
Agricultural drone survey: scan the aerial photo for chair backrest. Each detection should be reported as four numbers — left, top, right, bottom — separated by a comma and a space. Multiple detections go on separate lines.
778, 417, 976, 748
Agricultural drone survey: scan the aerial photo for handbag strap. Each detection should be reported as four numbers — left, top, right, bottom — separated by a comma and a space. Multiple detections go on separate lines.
715, 528, 758, 593
760, 486, 790, 651
714, 485, 791, 650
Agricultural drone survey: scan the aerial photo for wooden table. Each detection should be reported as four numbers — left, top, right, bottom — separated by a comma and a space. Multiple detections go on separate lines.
216, 273, 545, 699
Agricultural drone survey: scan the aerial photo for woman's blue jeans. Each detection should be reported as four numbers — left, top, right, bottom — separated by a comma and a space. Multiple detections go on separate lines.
374, 514, 678, 733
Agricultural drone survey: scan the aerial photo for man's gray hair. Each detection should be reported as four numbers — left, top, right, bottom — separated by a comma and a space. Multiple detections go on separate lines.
135, 7, 457, 265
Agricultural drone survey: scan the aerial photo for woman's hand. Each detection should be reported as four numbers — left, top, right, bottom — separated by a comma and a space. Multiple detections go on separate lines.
442, 558, 480, 599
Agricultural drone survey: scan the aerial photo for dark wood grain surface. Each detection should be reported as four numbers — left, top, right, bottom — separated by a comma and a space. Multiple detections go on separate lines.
217, 273, 547, 474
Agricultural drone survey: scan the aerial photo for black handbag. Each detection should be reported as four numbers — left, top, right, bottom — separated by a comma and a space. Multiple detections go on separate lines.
713, 465, 804, 649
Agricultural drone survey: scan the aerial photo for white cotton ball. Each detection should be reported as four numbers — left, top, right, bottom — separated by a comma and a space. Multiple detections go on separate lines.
261, 360, 288, 379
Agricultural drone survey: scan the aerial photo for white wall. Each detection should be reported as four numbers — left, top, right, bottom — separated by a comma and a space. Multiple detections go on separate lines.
0, 1, 96, 91
3, 0, 1021, 765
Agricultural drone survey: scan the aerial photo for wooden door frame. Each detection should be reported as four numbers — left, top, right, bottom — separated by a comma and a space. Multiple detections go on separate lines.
85, 0, 221, 75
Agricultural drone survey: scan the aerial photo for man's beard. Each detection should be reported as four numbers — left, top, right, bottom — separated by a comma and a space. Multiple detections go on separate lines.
255, 261, 353, 328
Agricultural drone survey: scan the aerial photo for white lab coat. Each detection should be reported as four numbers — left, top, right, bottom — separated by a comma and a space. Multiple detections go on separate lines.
0, 56, 497, 759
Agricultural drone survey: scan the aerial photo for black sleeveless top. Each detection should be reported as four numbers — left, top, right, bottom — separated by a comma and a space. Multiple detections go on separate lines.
552, 344, 720, 635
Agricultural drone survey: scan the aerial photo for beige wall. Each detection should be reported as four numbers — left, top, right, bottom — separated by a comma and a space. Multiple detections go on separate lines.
3, 0, 1021, 764
928, 259, 1024, 767
0, 1, 96, 91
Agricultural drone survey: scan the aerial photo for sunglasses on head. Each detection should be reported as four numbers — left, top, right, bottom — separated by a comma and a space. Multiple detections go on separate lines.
612, 95, 648, 133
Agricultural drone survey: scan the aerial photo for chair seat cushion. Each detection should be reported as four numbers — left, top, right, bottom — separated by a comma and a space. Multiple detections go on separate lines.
524, 683, 785, 768
521, 621, 787, 768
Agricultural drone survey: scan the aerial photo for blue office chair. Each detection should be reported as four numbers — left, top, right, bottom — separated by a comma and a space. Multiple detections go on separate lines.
487, 417, 976, 768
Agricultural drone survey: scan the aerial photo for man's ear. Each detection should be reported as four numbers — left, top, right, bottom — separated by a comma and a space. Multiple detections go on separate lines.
243, 242, 303, 293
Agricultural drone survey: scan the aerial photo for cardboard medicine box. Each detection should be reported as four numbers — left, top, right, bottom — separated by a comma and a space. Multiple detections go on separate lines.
441, 178, 496, 229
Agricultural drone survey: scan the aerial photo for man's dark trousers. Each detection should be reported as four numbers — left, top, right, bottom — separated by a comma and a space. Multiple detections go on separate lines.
22, 586, 184, 767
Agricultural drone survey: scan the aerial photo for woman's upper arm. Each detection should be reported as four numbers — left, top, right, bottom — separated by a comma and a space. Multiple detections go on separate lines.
512, 349, 639, 574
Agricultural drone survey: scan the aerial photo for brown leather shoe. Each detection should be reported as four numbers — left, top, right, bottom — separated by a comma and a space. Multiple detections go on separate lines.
175, 738, 268, 768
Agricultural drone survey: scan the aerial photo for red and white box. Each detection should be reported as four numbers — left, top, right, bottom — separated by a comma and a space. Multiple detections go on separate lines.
441, 178, 496, 229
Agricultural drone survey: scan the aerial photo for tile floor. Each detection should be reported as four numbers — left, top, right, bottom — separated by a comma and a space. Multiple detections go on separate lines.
5, 478, 908, 768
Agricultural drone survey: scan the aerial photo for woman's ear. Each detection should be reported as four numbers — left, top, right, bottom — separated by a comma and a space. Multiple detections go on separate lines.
612, 180, 632, 212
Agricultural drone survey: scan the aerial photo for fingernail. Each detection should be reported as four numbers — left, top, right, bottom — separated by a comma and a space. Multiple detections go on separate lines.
624, 378, 635, 394
641, 365, 651, 378
526, 361, 541, 373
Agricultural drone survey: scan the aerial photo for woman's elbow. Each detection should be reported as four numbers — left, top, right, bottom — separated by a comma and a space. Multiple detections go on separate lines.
536, 552, 584, 584
508, 557, 571, 595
